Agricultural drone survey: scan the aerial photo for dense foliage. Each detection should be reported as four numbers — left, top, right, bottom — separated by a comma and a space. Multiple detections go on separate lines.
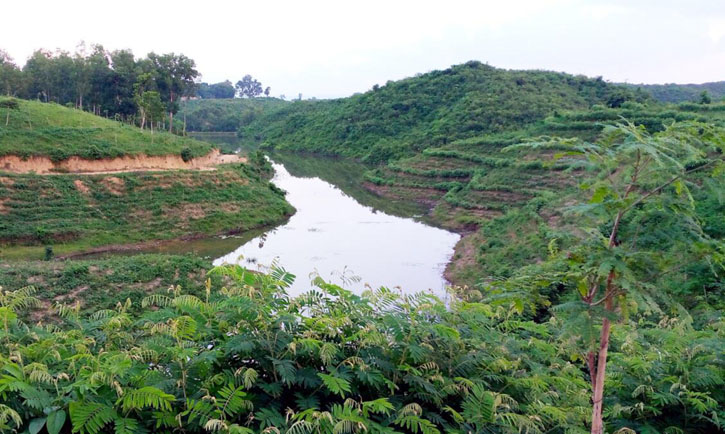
197, 82, 236, 100
0, 97, 212, 160
179, 98, 287, 133
0, 262, 722, 434
238, 62, 649, 163
627, 81, 725, 103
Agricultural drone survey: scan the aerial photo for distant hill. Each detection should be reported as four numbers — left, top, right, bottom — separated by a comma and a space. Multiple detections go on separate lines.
178, 97, 288, 132
240, 61, 648, 163
627, 81, 725, 103
0, 97, 213, 161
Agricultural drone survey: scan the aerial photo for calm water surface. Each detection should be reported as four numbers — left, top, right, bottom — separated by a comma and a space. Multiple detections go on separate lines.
214, 160, 460, 297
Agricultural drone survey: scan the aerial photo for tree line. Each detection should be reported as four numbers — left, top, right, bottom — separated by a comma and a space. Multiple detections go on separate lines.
197, 76, 271, 99
0, 44, 271, 133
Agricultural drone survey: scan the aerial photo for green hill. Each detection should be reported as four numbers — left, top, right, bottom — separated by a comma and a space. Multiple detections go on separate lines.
178, 97, 288, 132
234, 62, 725, 288
0, 97, 213, 161
241, 61, 650, 163
628, 81, 725, 103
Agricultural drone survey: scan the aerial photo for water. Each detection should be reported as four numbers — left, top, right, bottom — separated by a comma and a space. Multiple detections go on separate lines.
213, 160, 460, 297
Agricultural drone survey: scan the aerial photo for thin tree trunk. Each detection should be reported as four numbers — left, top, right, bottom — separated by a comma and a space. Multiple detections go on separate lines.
168, 92, 174, 133
590, 282, 614, 434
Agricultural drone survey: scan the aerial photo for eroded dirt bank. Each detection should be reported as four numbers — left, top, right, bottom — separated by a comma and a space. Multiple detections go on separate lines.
0, 149, 246, 174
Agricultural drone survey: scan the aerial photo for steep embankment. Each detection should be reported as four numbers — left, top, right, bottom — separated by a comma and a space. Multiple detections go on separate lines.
0, 98, 294, 259
0, 148, 244, 174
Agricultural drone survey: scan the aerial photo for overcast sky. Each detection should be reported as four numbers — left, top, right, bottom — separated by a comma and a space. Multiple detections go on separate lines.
2, 0, 724, 99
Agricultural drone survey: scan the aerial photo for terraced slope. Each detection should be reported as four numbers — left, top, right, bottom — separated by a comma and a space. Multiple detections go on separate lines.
0, 98, 294, 258
0, 163, 293, 259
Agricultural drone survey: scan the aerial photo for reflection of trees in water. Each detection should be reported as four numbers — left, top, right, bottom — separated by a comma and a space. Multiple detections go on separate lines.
258, 232, 268, 249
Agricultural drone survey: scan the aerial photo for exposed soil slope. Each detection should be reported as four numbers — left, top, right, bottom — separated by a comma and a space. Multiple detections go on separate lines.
0, 149, 246, 174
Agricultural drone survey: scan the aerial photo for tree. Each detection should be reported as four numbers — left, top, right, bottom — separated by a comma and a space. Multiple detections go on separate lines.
699, 90, 712, 104
235, 75, 263, 98
23, 50, 54, 101
500, 121, 725, 434
264, 86, 271, 97
0, 51, 23, 96
146, 53, 199, 132
197, 80, 235, 99
136, 91, 165, 134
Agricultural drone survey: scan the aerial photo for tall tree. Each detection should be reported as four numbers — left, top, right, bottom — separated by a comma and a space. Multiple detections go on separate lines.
235, 74, 263, 98
146, 53, 199, 132
0, 50, 23, 96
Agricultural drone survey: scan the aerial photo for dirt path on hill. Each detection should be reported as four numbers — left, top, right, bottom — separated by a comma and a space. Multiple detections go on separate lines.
0, 149, 247, 175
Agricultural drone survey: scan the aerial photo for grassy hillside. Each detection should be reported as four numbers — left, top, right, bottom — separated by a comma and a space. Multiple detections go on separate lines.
178, 97, 288, 132
629, 81, 725, 103
240, 62, 649, 163
0, 97, 213, 160
0, 161, 294, 259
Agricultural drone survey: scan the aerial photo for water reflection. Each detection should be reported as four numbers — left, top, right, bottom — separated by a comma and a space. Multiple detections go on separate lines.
214, 161, 460, 297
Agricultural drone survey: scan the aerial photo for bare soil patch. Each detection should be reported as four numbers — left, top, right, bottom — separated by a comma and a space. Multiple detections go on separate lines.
73, 179, 91, 195
0, 149, 247, 175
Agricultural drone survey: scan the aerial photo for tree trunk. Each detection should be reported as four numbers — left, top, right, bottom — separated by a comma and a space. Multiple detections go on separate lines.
169, 92, 174, 133
590, 315, 612, 433
590, 270, 616, 434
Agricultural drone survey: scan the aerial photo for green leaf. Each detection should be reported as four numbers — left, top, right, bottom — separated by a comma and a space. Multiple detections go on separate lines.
47, 410, 66, 434
29, 418, 46, 434
590, 185, 610, 204
318, 373, 351, 397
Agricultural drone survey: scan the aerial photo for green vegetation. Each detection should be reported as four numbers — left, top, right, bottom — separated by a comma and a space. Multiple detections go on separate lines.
179, 98, 288, 132
627, 80, 725, 103
0, 162, 293, 258
239, 62, 650, 163
0, 46, 198, 133
0, 97, 212, 161
0, 254, 212, 317
0, 262, 722, 434
2, 58, 724, 434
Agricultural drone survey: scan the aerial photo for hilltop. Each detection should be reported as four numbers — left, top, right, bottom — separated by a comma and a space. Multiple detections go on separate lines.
0, 97, 212, 162
629, 80, 725, 103
240, 61, 650, 163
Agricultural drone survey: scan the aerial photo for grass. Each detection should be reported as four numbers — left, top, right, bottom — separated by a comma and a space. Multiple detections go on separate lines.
0, 162, 294, 259
0, 97, 213, 160
0, 254, 214, 318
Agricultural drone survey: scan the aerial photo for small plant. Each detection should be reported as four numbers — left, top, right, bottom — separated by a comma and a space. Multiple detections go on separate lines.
44, 246, 54, 261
